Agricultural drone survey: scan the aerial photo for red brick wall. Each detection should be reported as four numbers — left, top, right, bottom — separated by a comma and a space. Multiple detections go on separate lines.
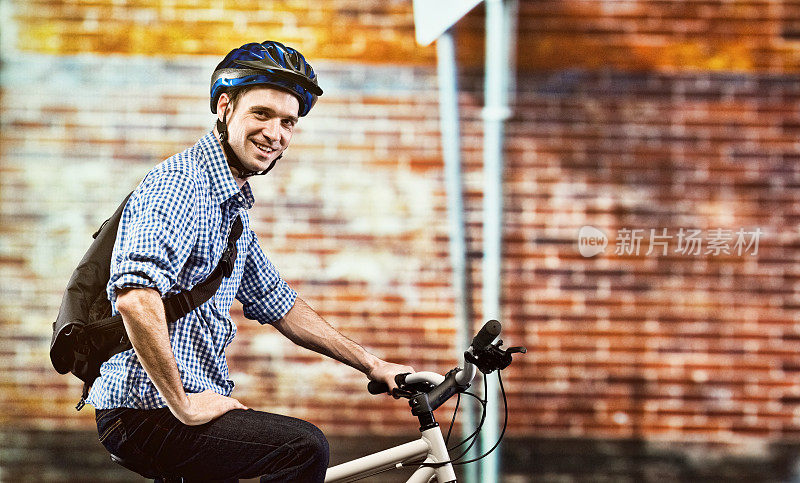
2, 0, 800, 455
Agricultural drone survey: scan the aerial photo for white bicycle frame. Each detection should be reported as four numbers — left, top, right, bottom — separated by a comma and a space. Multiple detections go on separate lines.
324, 365, 477, 483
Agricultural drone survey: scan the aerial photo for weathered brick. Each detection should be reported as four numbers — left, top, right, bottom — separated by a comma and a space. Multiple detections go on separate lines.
3, 1, 800, 480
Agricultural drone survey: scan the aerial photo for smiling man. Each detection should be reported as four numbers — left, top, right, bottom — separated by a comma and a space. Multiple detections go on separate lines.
219, 88, 297, 173
89, 41, 414, 482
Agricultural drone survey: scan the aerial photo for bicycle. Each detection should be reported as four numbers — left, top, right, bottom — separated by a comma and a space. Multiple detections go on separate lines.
324, 319, 526, 483
108, 319, 524, 482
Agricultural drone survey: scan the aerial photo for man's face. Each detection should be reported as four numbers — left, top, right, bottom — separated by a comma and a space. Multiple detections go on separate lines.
217, 87, 300, 177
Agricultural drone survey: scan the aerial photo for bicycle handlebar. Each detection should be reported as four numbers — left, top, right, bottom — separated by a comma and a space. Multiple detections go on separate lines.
367, 371, 447, 395
366, 320, 503, 396
367, 373, 408, 395
471, 319, 501, 351
367, 380, 391, 395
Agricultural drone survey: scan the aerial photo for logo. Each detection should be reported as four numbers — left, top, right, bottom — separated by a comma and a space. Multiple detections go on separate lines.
578, 225, 608, 257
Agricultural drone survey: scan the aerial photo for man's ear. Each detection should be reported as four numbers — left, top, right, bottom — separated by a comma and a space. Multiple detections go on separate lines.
217, 93, 231, 120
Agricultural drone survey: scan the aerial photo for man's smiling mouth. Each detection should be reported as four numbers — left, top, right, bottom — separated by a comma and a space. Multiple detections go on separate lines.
252, 140, 276, 155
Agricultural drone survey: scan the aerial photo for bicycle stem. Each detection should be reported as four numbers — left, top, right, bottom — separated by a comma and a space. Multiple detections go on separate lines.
410, 352, 479, 428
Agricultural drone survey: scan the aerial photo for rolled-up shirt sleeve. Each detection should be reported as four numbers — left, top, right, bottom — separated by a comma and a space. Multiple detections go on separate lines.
236, 230, 297, 325
108, 172, 199, 302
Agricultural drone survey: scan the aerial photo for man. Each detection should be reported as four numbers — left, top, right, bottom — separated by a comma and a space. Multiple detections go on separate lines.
89, 40, 414, 482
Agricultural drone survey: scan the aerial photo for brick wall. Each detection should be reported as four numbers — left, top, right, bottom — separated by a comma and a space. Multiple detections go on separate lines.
3, 0, 800, 480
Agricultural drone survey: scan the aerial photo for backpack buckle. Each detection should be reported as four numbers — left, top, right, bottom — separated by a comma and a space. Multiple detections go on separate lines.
221, 243, 237, 277
173, 291, 196, 318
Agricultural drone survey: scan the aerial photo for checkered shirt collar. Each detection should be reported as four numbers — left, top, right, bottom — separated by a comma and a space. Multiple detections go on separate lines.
197, 130, 254, 208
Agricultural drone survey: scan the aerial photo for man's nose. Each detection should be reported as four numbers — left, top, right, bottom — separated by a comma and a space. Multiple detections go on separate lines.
261, 119, 281, 143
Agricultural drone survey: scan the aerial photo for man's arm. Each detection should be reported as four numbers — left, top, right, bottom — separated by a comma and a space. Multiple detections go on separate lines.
115, 287, 247, 425
273, 297, 414, 391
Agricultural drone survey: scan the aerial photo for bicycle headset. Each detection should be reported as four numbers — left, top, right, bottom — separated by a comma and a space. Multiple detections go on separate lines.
210, 40, 323, 178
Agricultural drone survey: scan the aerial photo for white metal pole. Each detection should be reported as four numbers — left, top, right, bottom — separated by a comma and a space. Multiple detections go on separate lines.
480, 0, 517, 481
436, 27, 478, 483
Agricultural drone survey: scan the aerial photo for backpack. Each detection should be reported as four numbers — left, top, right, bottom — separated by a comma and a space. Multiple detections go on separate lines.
49, 192, 243, 410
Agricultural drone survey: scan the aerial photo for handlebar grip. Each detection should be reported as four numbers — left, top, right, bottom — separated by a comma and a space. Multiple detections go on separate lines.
368, 380, 389, 394
471, 320, 502, 351
367, 372, 410, 395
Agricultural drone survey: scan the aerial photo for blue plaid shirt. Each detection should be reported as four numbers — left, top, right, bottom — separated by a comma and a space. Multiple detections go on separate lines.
87, 131, 297, 410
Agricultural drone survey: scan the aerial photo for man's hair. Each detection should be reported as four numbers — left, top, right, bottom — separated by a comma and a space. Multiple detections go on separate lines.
220, 85, 257, 115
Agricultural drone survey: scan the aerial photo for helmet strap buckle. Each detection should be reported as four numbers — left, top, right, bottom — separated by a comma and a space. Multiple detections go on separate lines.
216, 118, 229, 143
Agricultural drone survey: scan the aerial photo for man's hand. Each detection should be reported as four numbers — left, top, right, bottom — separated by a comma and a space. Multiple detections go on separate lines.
171, 390, 249, 426
368, 360, 416, 395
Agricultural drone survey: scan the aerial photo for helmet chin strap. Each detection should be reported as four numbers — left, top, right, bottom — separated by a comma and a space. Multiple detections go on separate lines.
216, 109, 281, 179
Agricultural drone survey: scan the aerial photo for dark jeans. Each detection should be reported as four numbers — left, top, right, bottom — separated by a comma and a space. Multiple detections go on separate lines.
95, 407, 329, 482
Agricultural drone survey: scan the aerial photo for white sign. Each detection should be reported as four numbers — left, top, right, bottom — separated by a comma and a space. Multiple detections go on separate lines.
413, 0, 484, 46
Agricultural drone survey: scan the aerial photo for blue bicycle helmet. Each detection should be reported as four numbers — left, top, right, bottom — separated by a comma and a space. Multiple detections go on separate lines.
210, 40, 322, 117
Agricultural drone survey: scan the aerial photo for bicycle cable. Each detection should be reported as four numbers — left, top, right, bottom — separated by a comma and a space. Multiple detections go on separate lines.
416, 370, 509, 469
443, 374, 488, 462
444, 391, 461, 445
449, 370, 508, 466
446, 390, 486, 452
402, 373, 489, 469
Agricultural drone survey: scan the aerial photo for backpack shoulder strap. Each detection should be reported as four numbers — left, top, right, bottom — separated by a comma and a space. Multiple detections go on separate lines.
162, 215, 244, 322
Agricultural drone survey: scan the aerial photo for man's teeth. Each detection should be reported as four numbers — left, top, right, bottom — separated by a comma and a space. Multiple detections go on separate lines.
254, 142, 274, 152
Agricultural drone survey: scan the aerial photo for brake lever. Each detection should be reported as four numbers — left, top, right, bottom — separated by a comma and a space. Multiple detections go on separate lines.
391, 388, 414, 399
392, 381, 437, 399
465, 339, 527, 374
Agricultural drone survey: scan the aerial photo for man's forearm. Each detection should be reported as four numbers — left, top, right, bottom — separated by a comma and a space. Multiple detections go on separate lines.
115, 287, 190, 411
274, 297, 380, 375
